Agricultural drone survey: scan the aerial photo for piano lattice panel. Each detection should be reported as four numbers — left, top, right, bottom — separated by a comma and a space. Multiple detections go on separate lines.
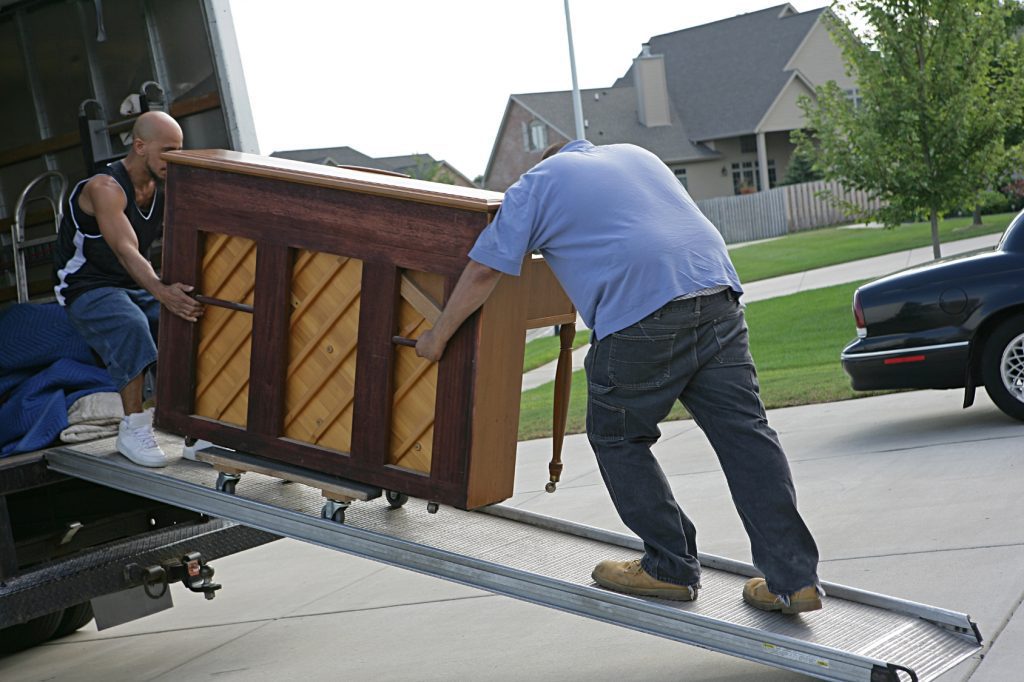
194, 233, 256, 427
284, 251, 361, 452
388, 271, 443, 474
201, 233, 257, 305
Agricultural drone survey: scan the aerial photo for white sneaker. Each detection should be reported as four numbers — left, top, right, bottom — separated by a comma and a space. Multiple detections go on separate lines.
116, 410, 167, 467
182, 439, 214, 462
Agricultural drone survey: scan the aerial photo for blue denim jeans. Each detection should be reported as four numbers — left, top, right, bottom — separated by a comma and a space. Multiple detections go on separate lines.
66, 287, 159, 391
584, 290, 819, 595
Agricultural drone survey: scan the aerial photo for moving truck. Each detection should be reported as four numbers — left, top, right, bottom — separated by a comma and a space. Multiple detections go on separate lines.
0, 0, 272, 654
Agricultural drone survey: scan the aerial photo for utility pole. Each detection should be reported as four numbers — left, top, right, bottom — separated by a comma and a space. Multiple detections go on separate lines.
563, 0, 586, 140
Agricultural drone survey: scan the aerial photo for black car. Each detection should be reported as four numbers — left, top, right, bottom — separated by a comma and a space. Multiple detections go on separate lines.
841, 209, 1024, 421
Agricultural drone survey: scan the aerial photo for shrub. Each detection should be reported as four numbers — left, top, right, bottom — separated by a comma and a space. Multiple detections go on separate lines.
1002, 179, 1024, 212
978, 189, 1012, 215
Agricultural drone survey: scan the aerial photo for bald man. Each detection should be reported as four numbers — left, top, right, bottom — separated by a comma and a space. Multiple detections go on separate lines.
55, 111, 204, 467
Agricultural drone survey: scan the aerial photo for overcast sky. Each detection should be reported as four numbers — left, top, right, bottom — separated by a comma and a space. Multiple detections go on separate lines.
229, 1, 824, 180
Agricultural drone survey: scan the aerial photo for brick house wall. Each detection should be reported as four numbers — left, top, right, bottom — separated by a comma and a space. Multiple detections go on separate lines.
485, 101, 568, 191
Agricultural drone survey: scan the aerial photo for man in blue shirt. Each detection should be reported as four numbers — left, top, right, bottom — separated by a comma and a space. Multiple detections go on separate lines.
416, 141, 822, 614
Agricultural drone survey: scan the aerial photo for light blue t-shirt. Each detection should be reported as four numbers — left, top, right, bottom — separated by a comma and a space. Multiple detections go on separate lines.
469, 140, 743, 339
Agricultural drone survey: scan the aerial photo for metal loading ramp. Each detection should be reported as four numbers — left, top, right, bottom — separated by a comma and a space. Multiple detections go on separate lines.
46, 437, 982, 682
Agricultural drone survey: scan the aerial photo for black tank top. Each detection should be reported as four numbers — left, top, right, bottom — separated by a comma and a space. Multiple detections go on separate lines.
53, 160, 163, 306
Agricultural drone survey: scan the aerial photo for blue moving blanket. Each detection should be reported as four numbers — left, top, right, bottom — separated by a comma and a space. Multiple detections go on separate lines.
0, 303, 116, 456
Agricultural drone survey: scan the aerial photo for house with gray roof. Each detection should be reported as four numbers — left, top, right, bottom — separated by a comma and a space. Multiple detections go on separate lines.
483, 4, 855, 201
271, 145, 475, 187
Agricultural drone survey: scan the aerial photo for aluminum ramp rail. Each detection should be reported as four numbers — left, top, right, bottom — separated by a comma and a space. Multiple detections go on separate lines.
45, 437, 982, 682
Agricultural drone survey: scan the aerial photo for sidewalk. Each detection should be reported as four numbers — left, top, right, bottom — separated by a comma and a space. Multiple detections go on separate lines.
739, 232, 1000, 303
521, 232, 1003, 391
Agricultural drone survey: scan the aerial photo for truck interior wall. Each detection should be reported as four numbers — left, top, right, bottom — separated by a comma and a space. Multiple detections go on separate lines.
0, 0, 234, 303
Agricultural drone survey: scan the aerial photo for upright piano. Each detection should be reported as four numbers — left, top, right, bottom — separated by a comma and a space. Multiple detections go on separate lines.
155, 150, 576, 510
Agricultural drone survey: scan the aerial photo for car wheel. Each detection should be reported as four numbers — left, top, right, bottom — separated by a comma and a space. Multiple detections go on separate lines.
982, 314, 1024, 421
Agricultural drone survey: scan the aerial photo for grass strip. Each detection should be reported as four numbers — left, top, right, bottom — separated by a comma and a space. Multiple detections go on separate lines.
517, 280, 881, 441
729, 212, 1015, 283
522, 330, 592, 372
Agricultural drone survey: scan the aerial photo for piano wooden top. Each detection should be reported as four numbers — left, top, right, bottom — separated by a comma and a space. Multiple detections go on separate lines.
163, 149, 504, 213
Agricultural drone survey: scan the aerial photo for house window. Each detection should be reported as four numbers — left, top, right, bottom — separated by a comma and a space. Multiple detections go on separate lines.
673, 167, 688, 190
523, 120, 547, 151
739, 135, 757, 154
844, 88, 863, 110
732, 160, 776, 193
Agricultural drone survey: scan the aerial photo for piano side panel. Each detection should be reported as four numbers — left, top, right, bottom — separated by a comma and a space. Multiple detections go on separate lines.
524, 256, 576, 329
464, 272, 529, 509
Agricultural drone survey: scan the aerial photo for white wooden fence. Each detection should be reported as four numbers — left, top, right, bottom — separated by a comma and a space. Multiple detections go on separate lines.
695, 188, 789, 244
784, 180, 884, 232
695, 180, 883, 244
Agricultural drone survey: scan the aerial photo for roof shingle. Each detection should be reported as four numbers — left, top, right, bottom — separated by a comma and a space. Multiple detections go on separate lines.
614, 4, 825, 140
513, 87, 719, 163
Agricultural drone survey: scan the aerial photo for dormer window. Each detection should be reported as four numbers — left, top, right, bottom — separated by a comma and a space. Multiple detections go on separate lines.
522, 120, 548, 151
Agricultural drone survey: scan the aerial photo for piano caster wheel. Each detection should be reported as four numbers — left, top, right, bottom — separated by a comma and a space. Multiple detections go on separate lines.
545, 481, 557, 493
426, 502, 439, 514
215, 473, 240, 495
385, 490, 409, 509
321, 500, 349, 524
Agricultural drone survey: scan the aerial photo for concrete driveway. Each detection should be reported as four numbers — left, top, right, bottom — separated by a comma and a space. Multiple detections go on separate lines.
3, 388, 1023, 681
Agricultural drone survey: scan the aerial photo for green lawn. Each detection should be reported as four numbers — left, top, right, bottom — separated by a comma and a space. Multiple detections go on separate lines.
522, 330, 592, 372
729, 211, 1016, 283
514, 210, 1015, 440
517, 280, 881, 441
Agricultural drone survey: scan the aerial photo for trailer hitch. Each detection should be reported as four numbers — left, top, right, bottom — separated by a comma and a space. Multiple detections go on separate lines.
124, 552, 222, 601
179, 552, 222, 600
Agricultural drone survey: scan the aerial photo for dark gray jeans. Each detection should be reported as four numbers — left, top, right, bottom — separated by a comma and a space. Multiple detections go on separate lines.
584, 289, 819, 595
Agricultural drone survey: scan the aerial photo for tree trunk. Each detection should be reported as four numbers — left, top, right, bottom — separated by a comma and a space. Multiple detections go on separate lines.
973, 204, 983, 226
930, 208, 942, 259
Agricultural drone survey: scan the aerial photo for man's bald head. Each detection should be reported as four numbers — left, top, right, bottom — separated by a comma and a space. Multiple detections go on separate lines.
132, 111, 182, 143
128, 111, 183, 183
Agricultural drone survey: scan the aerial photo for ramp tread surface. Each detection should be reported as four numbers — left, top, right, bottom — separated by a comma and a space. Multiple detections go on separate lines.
52, 435, 980, 681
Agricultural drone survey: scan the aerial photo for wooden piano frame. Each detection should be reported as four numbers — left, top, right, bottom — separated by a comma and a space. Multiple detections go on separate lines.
155, 151, 575, 510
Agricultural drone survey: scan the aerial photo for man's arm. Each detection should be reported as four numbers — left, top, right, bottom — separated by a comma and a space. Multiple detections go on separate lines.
415, 260, 503, 362
86, 177, 203, 322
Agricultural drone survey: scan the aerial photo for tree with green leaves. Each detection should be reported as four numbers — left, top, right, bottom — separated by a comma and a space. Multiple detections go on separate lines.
779, 146, 823, 185
408, 154, 458, 185
795, 0, 1024, 258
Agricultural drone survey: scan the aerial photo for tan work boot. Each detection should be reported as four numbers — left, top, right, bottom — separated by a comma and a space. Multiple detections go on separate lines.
742, 577, 822, 614
591, 559, 698, 601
